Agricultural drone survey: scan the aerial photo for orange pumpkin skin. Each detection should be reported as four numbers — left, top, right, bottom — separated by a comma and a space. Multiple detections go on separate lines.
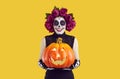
42, 38, 75, 68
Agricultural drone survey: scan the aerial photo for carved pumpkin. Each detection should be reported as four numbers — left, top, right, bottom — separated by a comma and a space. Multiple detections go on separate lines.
42, 37, 75, 68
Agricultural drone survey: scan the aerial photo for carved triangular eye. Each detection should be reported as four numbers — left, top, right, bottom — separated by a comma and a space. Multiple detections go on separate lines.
61, 48, 65, 51
51, 48, 57, 51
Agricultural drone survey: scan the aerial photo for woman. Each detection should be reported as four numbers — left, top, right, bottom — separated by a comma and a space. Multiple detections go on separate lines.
39, 7, 80, 79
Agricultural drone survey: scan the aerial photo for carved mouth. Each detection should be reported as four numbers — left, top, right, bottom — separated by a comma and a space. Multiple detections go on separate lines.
50, 57, 66, 65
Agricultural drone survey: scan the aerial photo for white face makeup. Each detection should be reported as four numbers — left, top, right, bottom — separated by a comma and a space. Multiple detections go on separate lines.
53, 17, 66, 35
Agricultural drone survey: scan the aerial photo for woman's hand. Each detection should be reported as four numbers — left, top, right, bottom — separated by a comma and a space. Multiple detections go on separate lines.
39, 59, 48, 69
69, 59, 80, 69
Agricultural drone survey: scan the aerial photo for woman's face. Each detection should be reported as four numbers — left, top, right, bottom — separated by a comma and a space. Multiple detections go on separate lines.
53, 16, 66, 35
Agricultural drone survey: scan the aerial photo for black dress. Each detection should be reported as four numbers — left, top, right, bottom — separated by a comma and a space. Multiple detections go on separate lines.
44, 32, 75, 79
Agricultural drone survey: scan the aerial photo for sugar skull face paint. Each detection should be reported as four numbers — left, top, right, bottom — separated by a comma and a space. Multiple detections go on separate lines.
53, 17, 66, 35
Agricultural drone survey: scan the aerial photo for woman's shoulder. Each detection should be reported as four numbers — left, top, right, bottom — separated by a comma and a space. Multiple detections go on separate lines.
65, 34, 75, 39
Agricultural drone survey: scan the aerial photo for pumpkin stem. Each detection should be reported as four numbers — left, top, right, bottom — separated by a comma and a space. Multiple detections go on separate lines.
57, 37, 62, 44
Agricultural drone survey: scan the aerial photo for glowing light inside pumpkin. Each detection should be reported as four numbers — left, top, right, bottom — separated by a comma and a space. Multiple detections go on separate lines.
50, 57, 66, 65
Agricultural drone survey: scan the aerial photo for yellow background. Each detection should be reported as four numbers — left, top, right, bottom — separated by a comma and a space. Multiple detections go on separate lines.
0, 0, 120, 79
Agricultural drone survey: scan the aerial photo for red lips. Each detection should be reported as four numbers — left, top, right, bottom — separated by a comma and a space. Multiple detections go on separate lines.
55, 28, 64, 32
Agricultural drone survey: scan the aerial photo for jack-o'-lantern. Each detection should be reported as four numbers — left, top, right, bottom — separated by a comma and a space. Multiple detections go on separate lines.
42, 37, 75, 68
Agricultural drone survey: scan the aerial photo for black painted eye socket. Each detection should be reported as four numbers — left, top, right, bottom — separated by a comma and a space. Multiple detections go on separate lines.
60, 20, 66, 26
53, 20, 66, 26
53, 20, 59, 26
